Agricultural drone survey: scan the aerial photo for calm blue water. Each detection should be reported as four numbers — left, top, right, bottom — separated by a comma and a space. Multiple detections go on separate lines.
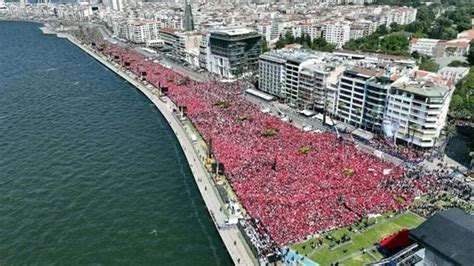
0, 21, 231, 265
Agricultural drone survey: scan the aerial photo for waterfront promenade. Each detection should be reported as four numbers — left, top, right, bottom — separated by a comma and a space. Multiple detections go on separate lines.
57, 33, 256, 265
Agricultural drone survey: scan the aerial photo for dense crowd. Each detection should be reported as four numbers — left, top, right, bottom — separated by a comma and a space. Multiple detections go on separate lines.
93, 43, 454, 246
370, 137, 425, 163
406, 167, 472, 217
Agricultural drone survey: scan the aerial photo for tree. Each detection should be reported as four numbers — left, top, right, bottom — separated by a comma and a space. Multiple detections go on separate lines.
444, 122, 458, 143
449, 67, 474, 120
380, 33, 409, 54
450, 94, 465, 112
376, 25, 389, 35
261, 39, 270, 53
448, 60, 465, 67
468, 41, 474, 66
305, 34, 312, 48
411, 51, 420, 59
275, 35, 285, 49
390, 22, 400, 32
312, 37, 336, 52
284, 31, 295, 44
419, 57, 440, 72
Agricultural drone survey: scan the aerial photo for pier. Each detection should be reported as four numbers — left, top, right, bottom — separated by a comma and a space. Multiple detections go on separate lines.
56, 32, 257, 265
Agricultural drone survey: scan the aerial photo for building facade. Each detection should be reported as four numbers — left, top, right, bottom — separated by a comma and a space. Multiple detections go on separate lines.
206, 28, 262, 78
322, 22, 351, 49
384, 77, 452, 148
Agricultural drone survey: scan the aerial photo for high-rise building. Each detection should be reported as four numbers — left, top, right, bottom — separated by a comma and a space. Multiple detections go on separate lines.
337, 67, 379, 126
258, 49, 344, 111
105, 0, 124, 11
322, 22, 351, 49
206, 28, 262, 78
384, 76, 452, 147
126, 20, 161, 45
182, 0, 194, 32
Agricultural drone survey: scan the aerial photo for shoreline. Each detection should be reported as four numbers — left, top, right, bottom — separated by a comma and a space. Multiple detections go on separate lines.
55, 32, 257, 265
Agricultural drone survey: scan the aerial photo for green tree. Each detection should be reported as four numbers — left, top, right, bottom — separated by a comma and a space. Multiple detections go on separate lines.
312, 37, 336, 52
449, 67, 474, 121
390, 22, 400, 32
411, 51, 421, 59
261, 39, 270, 53
284, 31, 295, 44
376, 25, 389, 35
443, 122, 458, 142
380, 33, 409, 54
275, 35, 286, 49
450, 94, 465, 112
448, 60, 465, 67
468, 41, 474, 66
419, 57, 440, 72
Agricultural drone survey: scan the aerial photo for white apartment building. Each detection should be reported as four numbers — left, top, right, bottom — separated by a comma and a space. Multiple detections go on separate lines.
381, 7, 417, 27
350, 26, 365, 40
258, 49, 344, 111
259, 52, 287, 98
299, 24, 322, 41
322, 22, 351, 49
256, 23, 272, 42
437, 66, 470, 83
409, 38, 440, 57
126, 20, 161, 45
385, 77, 452, 148
177, 32, 202, 64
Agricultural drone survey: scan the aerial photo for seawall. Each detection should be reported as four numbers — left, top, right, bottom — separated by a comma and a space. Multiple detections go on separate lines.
56, 33, 257, 266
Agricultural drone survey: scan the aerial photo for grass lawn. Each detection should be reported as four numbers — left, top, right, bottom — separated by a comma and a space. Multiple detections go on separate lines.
291, 212, 424, 266
341, 253, 375, 266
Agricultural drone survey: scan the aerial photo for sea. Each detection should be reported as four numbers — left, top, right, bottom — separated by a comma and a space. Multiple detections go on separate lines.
0, 21, 232, 265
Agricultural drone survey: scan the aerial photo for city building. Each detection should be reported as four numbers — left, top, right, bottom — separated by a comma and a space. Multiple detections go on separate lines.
409, 38, 440, 57
322, 22, 351, 49
258, 51, 287, 98
381, 6, 417, 27
384, 75, 452, 148
206, 28, 262, 78
337, 67, 383, 127
258, 49, 345, 111
438, 66, 470, 83
182, 0, 194, 32
159, 27, 180, 58
177, 31, 202, 65
198, 36, 208, 69
409, 208, 474, 266
126, 20, 160, 45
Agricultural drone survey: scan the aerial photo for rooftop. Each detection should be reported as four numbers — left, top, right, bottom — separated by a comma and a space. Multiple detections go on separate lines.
260, 48, 321, 64
211, 27, 256, 36
392, 78, 449, 98
410, 208, 474, 266
349, 66, 383, 77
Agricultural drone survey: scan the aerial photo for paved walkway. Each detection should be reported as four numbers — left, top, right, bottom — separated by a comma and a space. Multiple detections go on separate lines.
59, 34, 256, 266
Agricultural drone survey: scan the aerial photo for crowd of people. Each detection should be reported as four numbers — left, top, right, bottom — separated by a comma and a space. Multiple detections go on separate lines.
370, 137, 425, 163
92, 42, 469, 248
405, 167, 472, 217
